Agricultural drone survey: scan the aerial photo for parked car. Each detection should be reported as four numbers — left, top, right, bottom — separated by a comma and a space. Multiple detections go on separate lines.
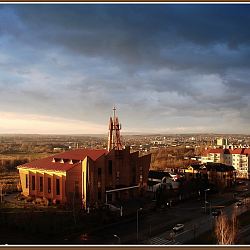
212, 209, 221, 216
237, 181, 245, 185
173, 224, 184, 232
79, 233, 89, 241
235, 201, 243, 207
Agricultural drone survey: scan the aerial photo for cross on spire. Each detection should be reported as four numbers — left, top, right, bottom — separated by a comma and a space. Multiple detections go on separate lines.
113, 106, 116, 119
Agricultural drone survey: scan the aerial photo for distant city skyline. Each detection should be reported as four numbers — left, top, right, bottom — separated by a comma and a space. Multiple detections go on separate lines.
0, 4, 250, 134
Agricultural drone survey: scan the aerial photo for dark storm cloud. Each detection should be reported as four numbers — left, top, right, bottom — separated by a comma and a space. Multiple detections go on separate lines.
5, 4, 250, 71
1, 4, 250, 133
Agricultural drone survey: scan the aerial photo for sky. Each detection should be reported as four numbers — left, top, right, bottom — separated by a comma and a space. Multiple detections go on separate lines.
0, 4, 250, 134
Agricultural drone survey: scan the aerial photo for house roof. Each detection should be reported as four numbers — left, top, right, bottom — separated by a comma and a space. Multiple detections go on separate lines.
232, 148, 244, 155
209, 148, 225, 154
186, 162, 235, 172
54, 148, 108, 161
244, 148, 250, 155
232, 148, 250, 155
202, 149, 210, 156
189, 164, 202, 170
202, 148, 233, 156
18, 149, 108, 172
148, 170, 171, 179
202, 148, 224, 156
205, 162, 235, 172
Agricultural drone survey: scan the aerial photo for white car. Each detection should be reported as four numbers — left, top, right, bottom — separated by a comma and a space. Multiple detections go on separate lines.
236, 201, 243, 207
173, 224, 184, 232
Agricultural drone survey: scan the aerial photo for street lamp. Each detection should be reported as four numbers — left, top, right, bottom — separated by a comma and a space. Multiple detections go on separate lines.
113, 234, 121, 244
137, 207, 143, 242
204, 188, 210, 214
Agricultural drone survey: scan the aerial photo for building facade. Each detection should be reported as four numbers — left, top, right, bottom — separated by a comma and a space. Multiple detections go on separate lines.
185, 163, 236, 189
231, 148, 250, 179
216, 138, 228, 147
201, 148, 232, 165
201, 147, 250, 179
17, 110, 151, 208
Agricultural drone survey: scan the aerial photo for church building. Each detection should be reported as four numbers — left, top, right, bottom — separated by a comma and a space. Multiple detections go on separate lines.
17, 108, 151, 208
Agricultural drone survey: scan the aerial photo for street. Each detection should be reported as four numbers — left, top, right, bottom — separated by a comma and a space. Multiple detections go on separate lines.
68, 181, 250, 245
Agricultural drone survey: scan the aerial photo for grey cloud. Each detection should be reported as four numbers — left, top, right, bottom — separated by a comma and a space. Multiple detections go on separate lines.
0, 4, 250, 133
3, 4, 250, 74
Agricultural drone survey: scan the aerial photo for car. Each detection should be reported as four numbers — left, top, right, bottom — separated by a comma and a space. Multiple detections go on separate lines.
236, 201, 243, 207
237, 181, 245, 185
79, 233, 89, 241
212, 210, 221, 216
173, 224, 184, 232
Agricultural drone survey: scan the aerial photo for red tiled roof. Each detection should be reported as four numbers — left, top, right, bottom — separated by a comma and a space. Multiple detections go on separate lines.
54, 149, 108, 161
202, 148, 233, 156
203, 147, 250, 156
20, 156, 80, 171
209, 148, 224, 154
202, 149, 211, 156
18, 149, 108, 172
232, 148, 244, 154
243, 148, 250, 155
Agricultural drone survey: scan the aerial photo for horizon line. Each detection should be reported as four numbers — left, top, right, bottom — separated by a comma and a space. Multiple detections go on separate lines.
0, 132, 249, 136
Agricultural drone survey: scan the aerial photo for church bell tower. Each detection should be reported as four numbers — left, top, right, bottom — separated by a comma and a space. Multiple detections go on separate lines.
107, 107, 123, 151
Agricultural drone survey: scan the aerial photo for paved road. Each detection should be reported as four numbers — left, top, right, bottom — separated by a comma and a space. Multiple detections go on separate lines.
3, 182, 249, 245
68, 183, 250, 245
147, 195, 250, 245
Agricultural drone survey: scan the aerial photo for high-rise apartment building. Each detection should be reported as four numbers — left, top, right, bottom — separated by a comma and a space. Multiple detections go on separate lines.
201, 147, 250, 179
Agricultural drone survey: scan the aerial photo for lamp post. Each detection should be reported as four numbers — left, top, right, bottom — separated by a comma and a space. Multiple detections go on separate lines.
137, 207, 143, 242
113, 234, 121, 244
204, 188, 210, 214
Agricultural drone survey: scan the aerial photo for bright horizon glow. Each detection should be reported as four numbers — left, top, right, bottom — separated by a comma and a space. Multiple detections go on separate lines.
0, 111, 248, 135
0, 112, 107, 134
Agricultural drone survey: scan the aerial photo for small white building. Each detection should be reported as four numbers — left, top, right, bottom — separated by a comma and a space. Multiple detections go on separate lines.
147, 170, 179, 192
216, 138, 228, 146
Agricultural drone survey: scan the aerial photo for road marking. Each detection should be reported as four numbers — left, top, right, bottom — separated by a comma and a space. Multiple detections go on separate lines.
149, 237, 181, 245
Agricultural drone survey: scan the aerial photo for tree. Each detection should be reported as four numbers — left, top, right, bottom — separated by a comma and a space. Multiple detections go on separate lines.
215, 209, 238, 244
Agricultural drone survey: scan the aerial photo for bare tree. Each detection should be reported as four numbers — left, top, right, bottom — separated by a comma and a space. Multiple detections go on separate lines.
215, 209, 238, 244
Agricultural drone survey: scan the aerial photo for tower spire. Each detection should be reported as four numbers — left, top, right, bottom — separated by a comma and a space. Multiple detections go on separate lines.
108, 106, 123, 151
113, 106, 116, 120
